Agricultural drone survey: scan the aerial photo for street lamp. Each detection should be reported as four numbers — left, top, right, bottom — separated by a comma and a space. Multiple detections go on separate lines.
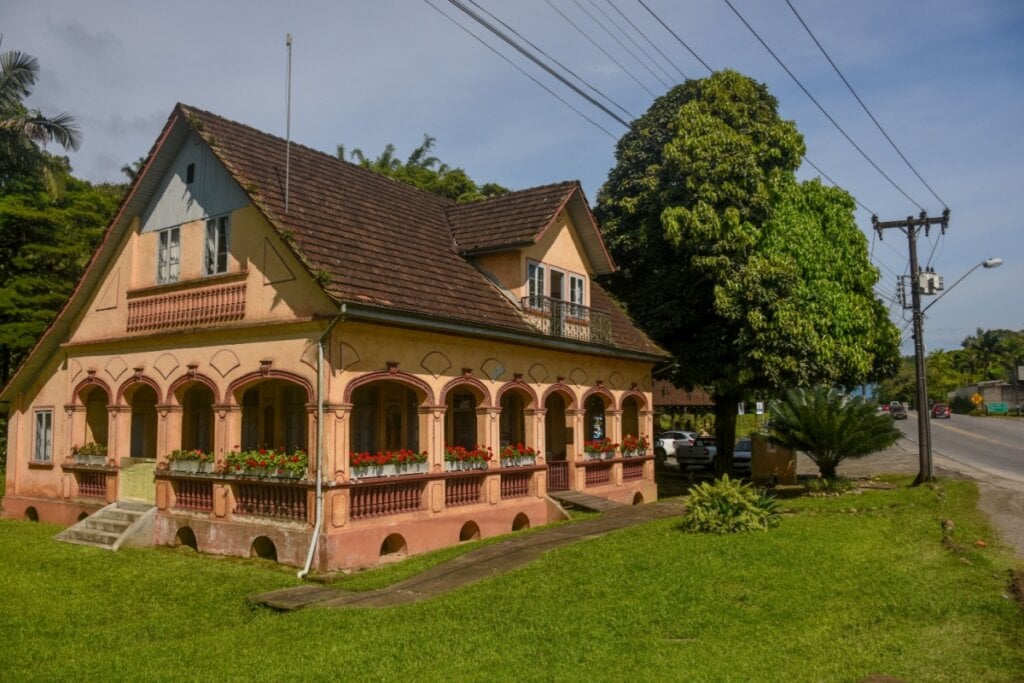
915, 256, 1003, 484
922, 257, 1003, 314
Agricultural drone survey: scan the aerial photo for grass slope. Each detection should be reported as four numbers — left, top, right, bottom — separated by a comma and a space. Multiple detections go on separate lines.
0, 478, 1021, 681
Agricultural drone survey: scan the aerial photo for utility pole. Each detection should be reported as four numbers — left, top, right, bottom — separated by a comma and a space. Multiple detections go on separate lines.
872, 209, 949, 485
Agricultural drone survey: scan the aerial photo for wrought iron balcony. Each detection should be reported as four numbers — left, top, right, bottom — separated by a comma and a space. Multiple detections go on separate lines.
520, 295, 612, 345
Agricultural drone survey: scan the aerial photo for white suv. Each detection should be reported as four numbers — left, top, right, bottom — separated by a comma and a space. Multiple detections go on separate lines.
654, 431, 696, 469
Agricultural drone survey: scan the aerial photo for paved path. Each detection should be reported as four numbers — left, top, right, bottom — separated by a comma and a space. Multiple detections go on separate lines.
251, 500, 686, 611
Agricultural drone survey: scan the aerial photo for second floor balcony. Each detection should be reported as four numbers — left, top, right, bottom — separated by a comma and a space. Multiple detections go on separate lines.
520, 295, 611, 345
127, 278, 246, 333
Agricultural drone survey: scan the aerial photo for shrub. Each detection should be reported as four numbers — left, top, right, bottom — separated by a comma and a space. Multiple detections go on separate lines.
680, 475, 779, 534
804, 476, 856, 497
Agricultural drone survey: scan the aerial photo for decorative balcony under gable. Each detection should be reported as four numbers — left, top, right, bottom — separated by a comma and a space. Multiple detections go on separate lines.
520, 294, 611, 345
126, 274, 246, 333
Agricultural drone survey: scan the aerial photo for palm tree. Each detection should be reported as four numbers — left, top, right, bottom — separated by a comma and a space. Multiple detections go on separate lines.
769, 386, 901, 479
0, 40, 81, 191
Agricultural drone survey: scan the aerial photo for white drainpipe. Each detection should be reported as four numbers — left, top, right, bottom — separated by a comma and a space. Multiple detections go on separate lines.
298, 303, 346, 579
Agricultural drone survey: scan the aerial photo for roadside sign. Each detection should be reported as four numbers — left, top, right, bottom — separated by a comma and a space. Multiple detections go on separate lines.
988, 402, 1009, 415
755, 401, 764, 415
737, 402, 745, 415
971, 393, 984, 406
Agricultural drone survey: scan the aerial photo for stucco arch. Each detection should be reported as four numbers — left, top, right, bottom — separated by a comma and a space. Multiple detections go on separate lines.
540, 382, 578, 411
168, 373, 222, 405
227, 369, 314, 405
618, 389, 648, 412
117, 374, 164, 405
580, 385, 614, 410
343, 370, 435, 405
71, 376, 113, 405
495, 380, 539, 409
439, 375, 492, 408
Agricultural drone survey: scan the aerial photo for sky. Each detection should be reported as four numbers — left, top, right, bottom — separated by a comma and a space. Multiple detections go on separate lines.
4, 0, 1022, 355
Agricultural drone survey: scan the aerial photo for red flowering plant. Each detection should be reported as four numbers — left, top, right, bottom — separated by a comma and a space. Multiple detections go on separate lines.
619, 434, 650, 455
583, 437, 618, 454
349, 449, 428, 467
443, 445, 493, 464
500, 443, 537, 459
166, 448, 214, 463
224, 446, 309, 478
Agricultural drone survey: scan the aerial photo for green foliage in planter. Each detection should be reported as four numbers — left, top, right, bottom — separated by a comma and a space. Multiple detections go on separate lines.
680, 475, 779, 534
72, 442, 107, 456
166, 448, 212, 463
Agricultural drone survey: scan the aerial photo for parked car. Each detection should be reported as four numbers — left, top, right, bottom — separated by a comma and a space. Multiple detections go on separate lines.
931, 403, 952, 419
654, 431, 695, 465
731, 438, 752, 473
674, 436, 716, 470
890, 403, 908, 420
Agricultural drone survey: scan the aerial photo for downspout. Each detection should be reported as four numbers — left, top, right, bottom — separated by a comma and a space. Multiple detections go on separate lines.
298, 303, 346, 579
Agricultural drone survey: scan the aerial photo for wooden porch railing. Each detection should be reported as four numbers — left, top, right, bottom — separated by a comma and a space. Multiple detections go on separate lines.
78, 471, 107, 498
174, 479, 213, 512
235, 481, 307, 522
445, 474, 484, 507
350, 479, 425, 520
500, 470, 531, 499
584, 461, 613, 487
547, 461, 570, 491
623, 460, 644, 481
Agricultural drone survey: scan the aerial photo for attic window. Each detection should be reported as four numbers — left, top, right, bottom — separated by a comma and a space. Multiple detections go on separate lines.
186, 163, 195, 184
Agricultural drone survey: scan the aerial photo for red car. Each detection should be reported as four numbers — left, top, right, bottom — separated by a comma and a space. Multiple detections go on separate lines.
931, 403, 952, 419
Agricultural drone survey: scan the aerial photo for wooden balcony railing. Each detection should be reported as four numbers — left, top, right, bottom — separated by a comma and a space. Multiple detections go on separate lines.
127, 282, 245, 332
520, 295, 611, 345
584, 461, 613, 487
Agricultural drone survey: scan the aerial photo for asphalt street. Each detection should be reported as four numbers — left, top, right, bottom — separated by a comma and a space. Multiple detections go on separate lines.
897, 412, 1024, 484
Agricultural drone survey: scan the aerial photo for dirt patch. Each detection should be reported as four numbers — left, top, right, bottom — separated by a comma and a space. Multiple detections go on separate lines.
1010, 569, 1024, 612
975, 481, 1024, 560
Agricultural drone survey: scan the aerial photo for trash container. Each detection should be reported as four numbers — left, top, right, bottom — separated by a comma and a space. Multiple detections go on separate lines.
751, 433, 796, 485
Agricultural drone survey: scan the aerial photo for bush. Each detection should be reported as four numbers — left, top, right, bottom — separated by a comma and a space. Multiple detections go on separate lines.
804, 476, 856, 497
680, 475, 779, 534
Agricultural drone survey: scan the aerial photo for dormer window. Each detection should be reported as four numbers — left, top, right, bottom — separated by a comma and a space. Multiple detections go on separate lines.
204, 215, 230, 276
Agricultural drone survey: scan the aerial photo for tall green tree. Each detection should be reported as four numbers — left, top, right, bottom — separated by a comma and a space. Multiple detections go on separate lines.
0, 167, 122, 383
596, 70, 899, 473
337, 135, 508, 202
0, 41, 81, 193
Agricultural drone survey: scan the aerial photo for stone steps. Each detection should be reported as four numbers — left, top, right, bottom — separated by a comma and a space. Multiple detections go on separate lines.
54, 501, 156, 551
547, 490, 628, 512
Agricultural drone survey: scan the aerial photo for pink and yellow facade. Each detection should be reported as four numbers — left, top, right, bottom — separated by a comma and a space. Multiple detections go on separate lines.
1, 104, 665, 570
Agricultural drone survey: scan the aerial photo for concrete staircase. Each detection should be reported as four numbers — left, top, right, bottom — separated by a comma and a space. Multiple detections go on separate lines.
54, 500, 156, 551
547, 490, 628, 512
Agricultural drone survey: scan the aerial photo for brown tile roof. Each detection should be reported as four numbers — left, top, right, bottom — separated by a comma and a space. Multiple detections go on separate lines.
178, 104, 663, 357
652, 380, 714, 407
446, 181, 577, 253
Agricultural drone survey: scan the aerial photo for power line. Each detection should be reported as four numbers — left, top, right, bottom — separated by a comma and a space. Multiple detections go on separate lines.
442, 0, 631, 129
424, 0, 621, 138
636, 0, 714, 73
544, 0, 658, 97
577, 0, 673, 88
466, 0, 636, 120
606, 0, 689, 81
722, 0, 926, 211
784, 0, 947, 209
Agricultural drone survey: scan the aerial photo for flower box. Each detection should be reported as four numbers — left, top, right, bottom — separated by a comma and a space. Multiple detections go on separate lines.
170, 460, 200, 473
500, 455, 536, 468
445, 459, 488, 472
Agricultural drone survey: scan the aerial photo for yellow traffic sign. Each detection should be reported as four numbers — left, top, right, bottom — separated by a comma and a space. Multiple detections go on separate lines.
971, 393, 984, 405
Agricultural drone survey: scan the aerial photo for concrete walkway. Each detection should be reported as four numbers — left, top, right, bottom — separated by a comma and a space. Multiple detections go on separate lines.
250, 500, 685, 611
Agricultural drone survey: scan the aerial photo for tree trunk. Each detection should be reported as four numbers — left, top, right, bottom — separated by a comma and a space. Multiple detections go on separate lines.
713, 394, 739, 478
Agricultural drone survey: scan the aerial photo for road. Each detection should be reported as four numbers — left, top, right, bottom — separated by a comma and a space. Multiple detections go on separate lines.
897, 412, 1024, 484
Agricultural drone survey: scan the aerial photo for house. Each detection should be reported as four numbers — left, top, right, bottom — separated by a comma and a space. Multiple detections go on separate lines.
0, 104, 666, 570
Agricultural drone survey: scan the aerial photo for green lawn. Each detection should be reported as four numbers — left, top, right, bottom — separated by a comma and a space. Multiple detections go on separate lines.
1, 478, 1022, 681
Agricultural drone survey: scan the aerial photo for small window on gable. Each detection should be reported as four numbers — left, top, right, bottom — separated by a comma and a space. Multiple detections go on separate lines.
527, 261, 545, 307
185, 163, 195, 184
157, 227, 180, 284
34, 410, 53, 462
204, 215, 230, 276
569, 274, 586, 315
